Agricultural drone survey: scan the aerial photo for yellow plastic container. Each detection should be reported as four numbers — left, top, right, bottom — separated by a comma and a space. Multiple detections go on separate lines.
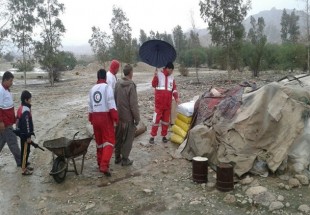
170, 133, 184, 145
175, 118, 190, 132
171, 124, 187, 139
177, 113, 192, 124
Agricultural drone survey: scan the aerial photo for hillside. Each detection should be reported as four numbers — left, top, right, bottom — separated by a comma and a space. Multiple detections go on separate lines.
63, 8, 306, 55
243, 8, 307, 44
197, 8, 307, 46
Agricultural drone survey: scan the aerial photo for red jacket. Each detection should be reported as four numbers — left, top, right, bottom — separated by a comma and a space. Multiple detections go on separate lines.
0, 84, 15, 127
152, 69, 178, 110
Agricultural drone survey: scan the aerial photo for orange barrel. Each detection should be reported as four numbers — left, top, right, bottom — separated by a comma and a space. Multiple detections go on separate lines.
192, 156, 208, 183
216, 163, 234, 192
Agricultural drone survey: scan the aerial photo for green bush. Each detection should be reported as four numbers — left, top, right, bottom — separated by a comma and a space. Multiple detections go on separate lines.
54, 51, 77, 71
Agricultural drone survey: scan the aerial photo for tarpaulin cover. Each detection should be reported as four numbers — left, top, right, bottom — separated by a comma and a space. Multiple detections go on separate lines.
181, 81, 310, 177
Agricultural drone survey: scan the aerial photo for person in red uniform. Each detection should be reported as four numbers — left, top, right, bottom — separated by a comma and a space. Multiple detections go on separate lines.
107, 60, 120, 92
149, 62, 179, 144
88, 69, 118, 176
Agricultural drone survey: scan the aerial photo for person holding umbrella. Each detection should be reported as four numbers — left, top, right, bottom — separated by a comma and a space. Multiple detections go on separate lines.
149, 62, 179, 144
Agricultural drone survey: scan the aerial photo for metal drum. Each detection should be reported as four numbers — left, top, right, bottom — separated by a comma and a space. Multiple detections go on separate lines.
192, 156, 208, 183
216, 163, 234, 192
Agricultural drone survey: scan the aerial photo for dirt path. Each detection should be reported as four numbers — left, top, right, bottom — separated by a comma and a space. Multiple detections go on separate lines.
1, 65, 310, 215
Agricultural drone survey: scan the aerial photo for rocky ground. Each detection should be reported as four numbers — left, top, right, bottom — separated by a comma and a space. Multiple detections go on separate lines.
1, 62, 310, 215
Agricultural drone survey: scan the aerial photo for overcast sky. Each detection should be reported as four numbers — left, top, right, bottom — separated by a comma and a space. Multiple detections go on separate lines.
58, 0, 303, 46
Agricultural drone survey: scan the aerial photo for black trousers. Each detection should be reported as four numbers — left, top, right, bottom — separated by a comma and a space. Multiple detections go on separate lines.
20, 138, 30, 169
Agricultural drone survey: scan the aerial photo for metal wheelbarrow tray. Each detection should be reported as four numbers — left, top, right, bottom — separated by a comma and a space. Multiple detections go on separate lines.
43, 135, 92, 183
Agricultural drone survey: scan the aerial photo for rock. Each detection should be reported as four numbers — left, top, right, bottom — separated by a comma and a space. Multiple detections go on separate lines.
295, 174, 309, 185
240, 175, 254, 185
269, 201, 284, 211
278, 183, 285, 189
277, 195, 284, 201
201, 183, 206, 189
288, 178, 301, 188
235, 194, 244, 198
245, 186, 267, 198
143, 189, 153, 194
223, 194, 236, 204
284, 185, 290, 190
174, 193, 182, 200
278, 174, 290, 181
206, 182, 216, 188
190, 200, 201, 205
298, 204, 310, 213
85, 202, 95, 210
162, 169, 168, 174
253, 191, 276, 207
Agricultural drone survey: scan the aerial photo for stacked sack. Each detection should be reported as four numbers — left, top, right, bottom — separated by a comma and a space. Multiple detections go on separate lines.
170, 100, 195, 144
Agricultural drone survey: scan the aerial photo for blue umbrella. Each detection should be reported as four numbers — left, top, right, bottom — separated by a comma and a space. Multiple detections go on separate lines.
139, 40, 176, 68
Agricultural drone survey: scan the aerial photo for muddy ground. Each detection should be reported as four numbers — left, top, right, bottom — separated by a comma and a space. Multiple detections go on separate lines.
1, 63, 310, 215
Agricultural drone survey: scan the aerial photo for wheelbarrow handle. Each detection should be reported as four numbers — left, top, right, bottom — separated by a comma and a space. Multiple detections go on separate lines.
73, 131, 79, 140
31, 141, 45, 151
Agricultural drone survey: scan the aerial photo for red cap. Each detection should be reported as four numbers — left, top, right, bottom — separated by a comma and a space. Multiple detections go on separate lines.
109, 60, 120, 74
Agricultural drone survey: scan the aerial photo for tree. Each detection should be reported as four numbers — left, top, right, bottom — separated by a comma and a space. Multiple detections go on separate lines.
180, 48, 207, 68
54, 51, 77, 71
299, 0, 310, 73
278, 43, 307, 72
281, 9, 290, 43
131, 38, 139, 62
149, 30, 156, 39
281, 9, 300, 44
3, 52, 14, 62
0, 0, 10, 52
188, 10, 201, 49
288, 10, 300, 43
34, 0, 65, 86
8, 0, 37, 85
247, 16, 267, 77
172, 25, 187, 63
109, 6, 133, 64
188, 10, 202, 83
158, 32, 174, 45
88, 26, 111, 67
139, 29, 147, 45
199, 0, 250, 78
188, 30, 200, 49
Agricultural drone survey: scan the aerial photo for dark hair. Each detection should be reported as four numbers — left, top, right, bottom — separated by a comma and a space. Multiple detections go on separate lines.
97, 69, 106, 80
21, 90, 32, 104
165, 62, 174, 70
123, 64, 133, 76
2, 71, 14, 82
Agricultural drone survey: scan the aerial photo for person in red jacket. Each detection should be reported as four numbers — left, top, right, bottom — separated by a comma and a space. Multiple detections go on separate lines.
107, 60, 120, 92
88, 69, 119, 176
149, 62, 179, 144
0, 71, 21, 166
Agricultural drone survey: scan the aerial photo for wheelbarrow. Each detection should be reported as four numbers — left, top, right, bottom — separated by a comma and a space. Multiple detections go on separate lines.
43, 132, 93, 183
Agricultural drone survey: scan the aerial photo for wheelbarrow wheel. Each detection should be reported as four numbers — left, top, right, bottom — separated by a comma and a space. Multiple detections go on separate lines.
52, 156, 67, 183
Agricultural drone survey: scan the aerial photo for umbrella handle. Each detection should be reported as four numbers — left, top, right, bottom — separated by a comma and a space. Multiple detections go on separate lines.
154, 68, 158, 76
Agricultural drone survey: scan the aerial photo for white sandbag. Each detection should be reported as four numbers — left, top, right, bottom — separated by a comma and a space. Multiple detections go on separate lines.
177, 101, 195, 117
